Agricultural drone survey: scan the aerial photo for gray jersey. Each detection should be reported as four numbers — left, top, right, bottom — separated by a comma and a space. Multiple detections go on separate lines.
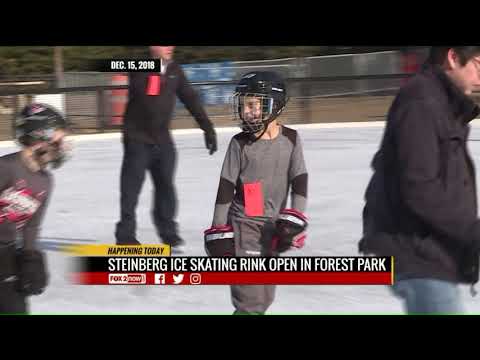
213, 126, 308, 226
0, 152, 52, 250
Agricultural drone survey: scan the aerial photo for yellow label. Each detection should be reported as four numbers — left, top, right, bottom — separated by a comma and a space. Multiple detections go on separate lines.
63, 244, 171, 257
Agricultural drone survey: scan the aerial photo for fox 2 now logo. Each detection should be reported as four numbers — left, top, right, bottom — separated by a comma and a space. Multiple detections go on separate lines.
108, 273, 146, 284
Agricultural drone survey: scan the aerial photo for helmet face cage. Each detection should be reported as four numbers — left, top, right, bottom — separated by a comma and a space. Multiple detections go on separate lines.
15, 104, 67, 146
16, 122, 57, 146
29, 127, 56, 143
233, 92, 275, 134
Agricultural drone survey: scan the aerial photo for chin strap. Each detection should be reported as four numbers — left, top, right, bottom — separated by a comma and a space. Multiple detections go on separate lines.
248, 114, 279, 143
249, 126, 268, 143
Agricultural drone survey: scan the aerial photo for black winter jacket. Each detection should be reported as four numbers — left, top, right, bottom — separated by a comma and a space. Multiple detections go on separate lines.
360, 64, 480, 285
123, 61, 214, 144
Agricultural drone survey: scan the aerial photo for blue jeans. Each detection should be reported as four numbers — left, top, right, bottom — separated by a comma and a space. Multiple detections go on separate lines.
391, 278, 464, 314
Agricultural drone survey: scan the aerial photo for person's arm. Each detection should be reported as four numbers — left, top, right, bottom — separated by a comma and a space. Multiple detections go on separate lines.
176, 66, 214, 133
15, 179, 52, 296
21, 178, 52, 250
288, 134, 308, 213
212, 138, 241, 226
395, 99, 480, 250
273, 133, 309, 253
175, 66, 217, 154
204, 138, 240, 256
0, 159, 13, 223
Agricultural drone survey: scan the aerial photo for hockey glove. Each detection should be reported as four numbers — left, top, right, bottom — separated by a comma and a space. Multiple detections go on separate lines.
204, 225, 235, 256
204, 130, 218, 155
15, 249, 49, 296
272, 209, 308, 253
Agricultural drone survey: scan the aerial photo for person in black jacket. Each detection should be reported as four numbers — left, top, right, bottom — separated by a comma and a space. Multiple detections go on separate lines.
115, 46, 218, 251
360, 46, 480, 314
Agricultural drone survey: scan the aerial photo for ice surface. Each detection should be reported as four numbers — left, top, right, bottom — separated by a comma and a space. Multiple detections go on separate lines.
2, 123, 480, 314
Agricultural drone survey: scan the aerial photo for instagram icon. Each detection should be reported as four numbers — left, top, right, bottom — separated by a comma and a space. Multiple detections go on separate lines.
190, 273, 202, 285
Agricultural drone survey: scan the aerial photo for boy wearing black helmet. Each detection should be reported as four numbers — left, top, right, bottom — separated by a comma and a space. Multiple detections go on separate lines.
204, 72, 309, 314
0, 103, 70, 314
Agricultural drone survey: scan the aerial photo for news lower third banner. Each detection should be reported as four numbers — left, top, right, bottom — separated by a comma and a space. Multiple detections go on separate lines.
65, 245, 394, 286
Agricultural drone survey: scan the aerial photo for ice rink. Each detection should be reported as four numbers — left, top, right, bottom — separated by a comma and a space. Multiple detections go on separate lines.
2, 121, 480, 314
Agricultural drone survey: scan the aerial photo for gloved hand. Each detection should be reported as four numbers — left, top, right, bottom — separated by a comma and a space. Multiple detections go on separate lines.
204, 130, 218, 155
272, 209, 308, 253
204, 225, 235, 256
15, 249, 49, 296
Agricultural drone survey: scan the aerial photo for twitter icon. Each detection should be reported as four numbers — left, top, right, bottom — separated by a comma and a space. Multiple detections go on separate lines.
173, 274, 184, 284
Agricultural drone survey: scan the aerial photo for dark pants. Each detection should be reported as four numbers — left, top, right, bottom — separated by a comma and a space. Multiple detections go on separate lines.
0, 282, 27, 314
0, 244, 27, 314
115, 137, 178, 244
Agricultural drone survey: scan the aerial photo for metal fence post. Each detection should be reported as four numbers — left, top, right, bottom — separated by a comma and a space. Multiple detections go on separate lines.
11, 94, 19, 140
293, 57, 311, 123
97, 88, 105, 132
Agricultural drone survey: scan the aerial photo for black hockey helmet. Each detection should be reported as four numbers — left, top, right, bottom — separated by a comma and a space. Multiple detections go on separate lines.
14, 103, 69, 146
233, 71, 287, 134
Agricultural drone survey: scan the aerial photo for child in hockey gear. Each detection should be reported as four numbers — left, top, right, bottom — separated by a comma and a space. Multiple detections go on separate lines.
0, 103, 70, 314
204, 71, 308, 314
